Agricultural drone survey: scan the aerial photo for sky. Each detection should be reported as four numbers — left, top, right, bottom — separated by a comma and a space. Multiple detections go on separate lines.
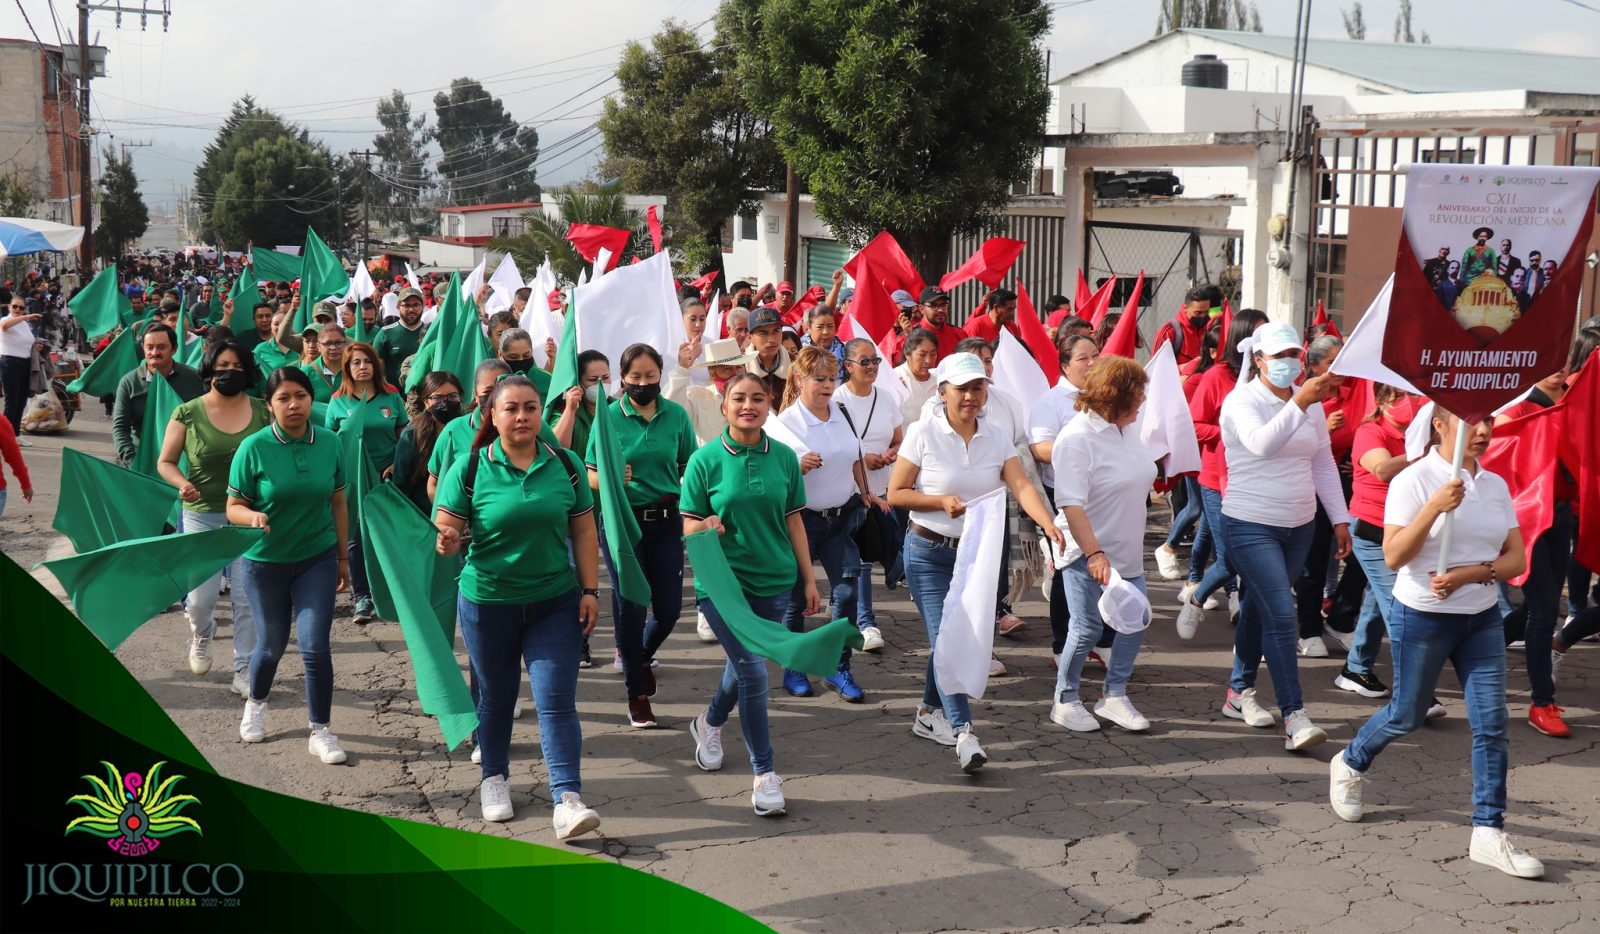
5, 0, 1599, 214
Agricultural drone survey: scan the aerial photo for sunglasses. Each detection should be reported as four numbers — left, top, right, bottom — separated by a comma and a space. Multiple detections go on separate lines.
847, 356, 883, 367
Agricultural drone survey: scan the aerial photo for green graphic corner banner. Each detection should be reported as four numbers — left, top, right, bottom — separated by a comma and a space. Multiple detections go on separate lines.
0, 553, 770, 932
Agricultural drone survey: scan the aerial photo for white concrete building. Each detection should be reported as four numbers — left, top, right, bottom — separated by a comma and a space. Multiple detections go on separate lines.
418, 201, 542, 269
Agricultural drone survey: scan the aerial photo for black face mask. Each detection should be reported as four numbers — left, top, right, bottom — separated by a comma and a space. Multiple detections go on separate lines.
506, 358, 535, 374
624, 382, 662, 406
212, 370, 248, 397
429, 399, 463, 423
1188, 312, 1210, 328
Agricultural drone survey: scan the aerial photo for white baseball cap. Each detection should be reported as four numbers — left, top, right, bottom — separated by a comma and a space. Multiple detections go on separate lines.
932, 352, 989, 387
1247, 321, 1302, 358
1098, 569, 1152, 635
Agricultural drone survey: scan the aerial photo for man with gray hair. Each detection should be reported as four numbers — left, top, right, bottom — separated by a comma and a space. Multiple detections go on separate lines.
299, 323, 349, 403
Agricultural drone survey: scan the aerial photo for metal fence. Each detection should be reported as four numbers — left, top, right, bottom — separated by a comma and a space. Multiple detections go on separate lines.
1082, 221, 1243, 345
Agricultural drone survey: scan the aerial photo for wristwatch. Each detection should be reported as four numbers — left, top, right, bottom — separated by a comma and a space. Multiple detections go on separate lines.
581, 588, 600, 598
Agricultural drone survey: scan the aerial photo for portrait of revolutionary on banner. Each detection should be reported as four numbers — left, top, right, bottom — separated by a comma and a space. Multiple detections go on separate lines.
1384, 164, 1600, 422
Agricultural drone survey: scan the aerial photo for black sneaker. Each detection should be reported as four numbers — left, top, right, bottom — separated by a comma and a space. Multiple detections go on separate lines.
578, 638, 593, 669
1334, 668, 1389, 698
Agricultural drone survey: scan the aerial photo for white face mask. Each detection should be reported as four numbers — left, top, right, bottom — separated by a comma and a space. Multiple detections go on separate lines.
1263, 357, 1303, 389
584, 383, 603, 406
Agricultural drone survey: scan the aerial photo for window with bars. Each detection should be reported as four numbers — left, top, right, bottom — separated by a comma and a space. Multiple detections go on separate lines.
490, 216, 525, 238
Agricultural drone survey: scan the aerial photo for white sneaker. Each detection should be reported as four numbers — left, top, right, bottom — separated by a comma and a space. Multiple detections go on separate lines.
1297, 636, 1330, 658
1507, 639, 1526, 649
1425, 697, 1448, 720
480, 775, 513, 822
1094, 696, 1150, 732
511, 699, 522, 719
860, 626, 885, 652
912, 707, 958, 746
1222, 689, 1275, 728
752, 772, 786, 816
612, 648, 624, 671
471, 744, 482, 765
1176, 599, 1205, 640
697, 612, 717, 642
1050, 699, 1101, 732
1204, 593, 1222, 610
308, 725, 348, 764
1329, 750, 1365, 822
239, 698, 267, 742
231, 670, 249, 697
1177, 581, 1198, 604
956, 729, 987, 773
188, 634, 213, 675
690, 712, 724, 771
1228, 592, 1241, 618
989, 656, 1007, 677
1551, 648, 1565, 683
1283, 710, 1328, 751
553, 791, 601, 840
1154, 546, 1183, 580
1323, 628, 1356, 652
1469, 827, 1545, 879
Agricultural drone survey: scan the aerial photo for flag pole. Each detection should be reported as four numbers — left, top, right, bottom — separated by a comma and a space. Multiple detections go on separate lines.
1434, 419, 1470, 576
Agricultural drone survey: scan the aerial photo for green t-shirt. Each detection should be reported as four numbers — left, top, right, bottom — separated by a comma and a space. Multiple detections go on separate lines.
679, 429, 805, 599
586, 396, 696, 509
436, 438, 594, 605
227, 422, 347, 564
299, 360, 341, 404
172, 396, 270, 512
547, 399, 595, 461
372, 321, 425, 386
253, 341, 299, 383
326, 390, 406, 472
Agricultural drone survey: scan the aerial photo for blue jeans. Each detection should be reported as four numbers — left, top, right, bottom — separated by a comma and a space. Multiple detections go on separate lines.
241, 547, 338, 724
1346, 535, 1395, 676
182, 510, 258, 673
1520, 505, 1572, 706
856, 559, 876, 627
1055, 558, 1147, 702
700, 591, 789, 775
347, 535, 370, 604
1345, 603, 1509, 827
903, 532, 972, 730
599, 512, 685, 698
0, 487, 7, 516
1193, 486, 1237, 601
1165, 476, 1203, 548
1187, 507, 1215, 585
783, 505, 862, 671
458, 588, 583, 798
1225, 517, 1314, 716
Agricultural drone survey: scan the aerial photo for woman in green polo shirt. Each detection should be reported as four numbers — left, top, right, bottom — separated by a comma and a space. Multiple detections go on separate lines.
586, 344, 697, 729
226, 366, 351, 766
393, 371, 463, 514
434, 374, 604, 840
158, 338, 270, 696
426, 357, 511, 503
548, 349, 609, 457
326, 340, 406, 625
681, 372, 819, 818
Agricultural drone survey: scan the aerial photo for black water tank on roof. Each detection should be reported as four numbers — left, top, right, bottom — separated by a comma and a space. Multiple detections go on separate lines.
1181, 53, 1229, 90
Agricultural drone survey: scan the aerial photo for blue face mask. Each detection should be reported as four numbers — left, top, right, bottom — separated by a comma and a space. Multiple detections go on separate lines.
1264, 357, 1303, 389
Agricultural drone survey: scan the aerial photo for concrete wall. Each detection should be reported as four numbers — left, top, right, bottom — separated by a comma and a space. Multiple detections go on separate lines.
722, 194, 833, 288
417, 238, 483, 271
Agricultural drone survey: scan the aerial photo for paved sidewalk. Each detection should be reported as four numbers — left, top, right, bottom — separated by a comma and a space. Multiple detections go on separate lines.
7, 413, 1597, 932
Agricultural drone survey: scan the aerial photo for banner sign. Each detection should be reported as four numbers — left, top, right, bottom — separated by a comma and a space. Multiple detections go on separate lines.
1384, 165, 1600, 422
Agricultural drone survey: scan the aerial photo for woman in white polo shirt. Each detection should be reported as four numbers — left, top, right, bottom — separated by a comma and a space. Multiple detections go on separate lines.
774, 346, 878, 702
835, 337, 903, 653
1029, 332, 1100, 660
1047, 356, 1158, 734
1329, 408, 1540, 880
1218, 321, 1349, 751
888, 353, 1064, 773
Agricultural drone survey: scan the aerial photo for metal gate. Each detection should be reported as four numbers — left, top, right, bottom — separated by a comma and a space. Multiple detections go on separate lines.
948, 213, 1069, 321
1083, 221, 1242, 346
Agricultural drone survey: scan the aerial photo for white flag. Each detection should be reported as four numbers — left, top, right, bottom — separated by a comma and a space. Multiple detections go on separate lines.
1329, 275, 1421, 394
932, 488, 1006, 699
345, 260, 376, 304
462, 257, 488, 307
484, 252, 523, 314
572, 251, 682, 391
992, 330, 1049, 412
1136, 342, 1202, 476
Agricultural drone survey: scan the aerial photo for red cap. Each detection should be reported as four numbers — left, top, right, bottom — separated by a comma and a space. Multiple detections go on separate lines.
1046, 306, 1075, 328
776, 280, 794, 294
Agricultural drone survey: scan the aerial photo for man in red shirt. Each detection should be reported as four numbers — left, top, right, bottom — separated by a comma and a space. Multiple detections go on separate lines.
774, 281, 796, 319
962, 287, 1020, 343
917, 286, 963, 360
1153, 284, 1221, 367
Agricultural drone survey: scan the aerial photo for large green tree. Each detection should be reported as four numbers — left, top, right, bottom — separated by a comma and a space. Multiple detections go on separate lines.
373, 90, 434, 238
433, 78, 540, 205
597, 19, 781, 276
734, 0, 1052, 279
488, 183, 649, 285
95, 146, 148, 258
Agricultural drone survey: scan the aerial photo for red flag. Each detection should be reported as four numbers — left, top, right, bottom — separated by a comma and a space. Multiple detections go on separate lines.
1481, 404, 1564, 585
1015, 283, 1060, 387
546, 288, 563, 311
784, 285, 827, 326
688, 270, 719, 300
1101, 295, 1142, 359
1074, 269, 1092, 312
565, 223, 631, 272
848, 264, 900, 344
939, 237, 1026, 292
1085, 275, 1118, 328
1314, 299, 1342, 340
1121, 270, 1145, 321
844, 231, 925, 299
1219, 298, 1233, 339
646, 205, 663, 254
1562, 356, 1600, 571
1341, 376, 1374, 429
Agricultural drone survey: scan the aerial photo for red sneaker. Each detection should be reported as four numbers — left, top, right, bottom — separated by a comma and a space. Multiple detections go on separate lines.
1528, 703, 1570, 738
628, 696, 657, 729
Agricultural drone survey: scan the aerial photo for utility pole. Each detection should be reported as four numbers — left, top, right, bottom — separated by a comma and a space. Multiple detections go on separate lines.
783, 164, 799, 286
349, 149, 379, 261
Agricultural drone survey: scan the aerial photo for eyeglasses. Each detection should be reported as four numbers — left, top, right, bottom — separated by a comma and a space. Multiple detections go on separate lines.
9, 304, 25, 311
320, 340, 348, 350
846, 356, 882, 367
426, 392, 462, 404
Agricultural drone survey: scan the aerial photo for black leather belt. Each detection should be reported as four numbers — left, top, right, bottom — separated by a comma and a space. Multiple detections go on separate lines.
809, 504, 849, 519
910, 522, 960, 549
1353, 518, 1385, 545
636, 503, 679, 522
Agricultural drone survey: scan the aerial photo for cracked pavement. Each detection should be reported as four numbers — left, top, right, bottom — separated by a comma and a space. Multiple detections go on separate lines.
9, 415, 1598, 932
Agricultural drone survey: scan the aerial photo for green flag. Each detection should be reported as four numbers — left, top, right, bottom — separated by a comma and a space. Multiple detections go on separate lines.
546, 295, 579, 402
38, 526, 264, 649
360, 484, 477, 749
67, 265, 130, 337
295, 228, 350, 332
685, 530, 863, 677
250, 246, 301, 283
208, 285, 226, 325
593, 398, 650, 606
131, 372, 183, 478
65, 327, 139, 396
229, 269, 258, 327
173, 302, 205, 369
403, 272, 456, 392
433, 289, 490, 397
53, 448, 178, 553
